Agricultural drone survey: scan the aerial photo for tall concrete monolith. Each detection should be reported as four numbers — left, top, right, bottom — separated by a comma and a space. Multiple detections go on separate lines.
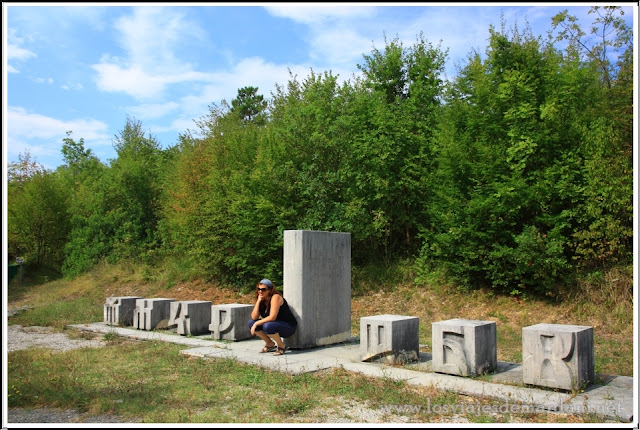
283, 230, 351, 349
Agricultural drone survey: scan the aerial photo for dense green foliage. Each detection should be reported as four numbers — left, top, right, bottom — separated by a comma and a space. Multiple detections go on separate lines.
7, 8, 633, 294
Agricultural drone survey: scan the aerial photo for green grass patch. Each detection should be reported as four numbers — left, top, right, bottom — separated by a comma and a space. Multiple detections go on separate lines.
7, 260, 633, 423
9, 296, 103, 330
9, 338, 593, 423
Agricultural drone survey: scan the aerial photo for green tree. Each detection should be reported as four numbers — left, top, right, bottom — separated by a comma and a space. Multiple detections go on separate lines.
160, 99, 271, 283
58, 131, 106, 206
230, 86, 268, 125
158, 130, 221, 280
550, 6, 633, 267
7, 151, 44, 185
419, 21, 595, 295
551, 6, 632, 90
62, 118, 165, 277
110, 117, 164, 260
8, 169, 71, 267
350, 33, 447, 260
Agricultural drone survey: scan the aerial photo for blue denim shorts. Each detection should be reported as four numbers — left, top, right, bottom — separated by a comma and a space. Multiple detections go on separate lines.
248, 318, 297, 338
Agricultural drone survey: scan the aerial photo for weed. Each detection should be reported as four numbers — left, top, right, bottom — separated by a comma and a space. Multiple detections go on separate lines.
487, 310, 508, 323
6, 260, 633, 423
469, 413, 499, 423
103, 331, 119, 343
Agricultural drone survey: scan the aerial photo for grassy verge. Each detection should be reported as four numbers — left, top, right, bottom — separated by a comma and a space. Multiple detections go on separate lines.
8, 340, 596, 424
7, 260, 633, 423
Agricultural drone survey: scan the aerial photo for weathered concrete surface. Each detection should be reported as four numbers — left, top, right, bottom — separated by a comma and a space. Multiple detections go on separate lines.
360, 314, 419, 363
132, 298, 175, 331
283, 230, 351, 349
104, 296, 142, 326
210, 303, 253, 341
432, 318, 497, 377
522, 323, 594, 391
168, 300, 212, 335
70, 322, 634, 423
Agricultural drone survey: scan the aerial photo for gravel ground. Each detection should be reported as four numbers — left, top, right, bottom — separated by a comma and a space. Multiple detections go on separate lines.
6, 324, 107, 353
8, 407, 132, 424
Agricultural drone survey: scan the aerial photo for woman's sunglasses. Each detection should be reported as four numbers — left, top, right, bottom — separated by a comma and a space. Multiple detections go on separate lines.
257, 287, 269, 292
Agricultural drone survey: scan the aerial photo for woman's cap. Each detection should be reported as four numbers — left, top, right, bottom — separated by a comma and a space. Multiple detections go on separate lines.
259, 279, 273, 289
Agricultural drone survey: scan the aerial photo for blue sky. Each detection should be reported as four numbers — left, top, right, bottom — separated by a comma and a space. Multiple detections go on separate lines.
4, 3, 637, 171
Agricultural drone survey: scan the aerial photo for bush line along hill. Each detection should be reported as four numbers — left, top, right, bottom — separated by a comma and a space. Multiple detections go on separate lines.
8, 8, 632, 299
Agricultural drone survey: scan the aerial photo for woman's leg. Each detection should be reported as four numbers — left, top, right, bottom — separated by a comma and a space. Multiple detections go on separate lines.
248, 319, 275, 348
255, 330, 273, 345
269, 332, 284, 349
262, 321, 296, 347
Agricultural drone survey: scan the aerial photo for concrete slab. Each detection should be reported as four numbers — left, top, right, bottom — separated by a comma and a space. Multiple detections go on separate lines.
561, 375, 634, 422
69, 322, 634, 423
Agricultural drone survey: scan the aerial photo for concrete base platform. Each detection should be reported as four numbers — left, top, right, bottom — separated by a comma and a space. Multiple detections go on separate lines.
70, 322, 634, 423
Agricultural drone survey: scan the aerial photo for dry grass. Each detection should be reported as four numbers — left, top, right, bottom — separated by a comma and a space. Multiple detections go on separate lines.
350, 264, 633, 376
8, 261, 633, 377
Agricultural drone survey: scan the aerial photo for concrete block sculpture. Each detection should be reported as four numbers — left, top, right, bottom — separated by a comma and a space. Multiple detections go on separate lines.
168, 300, 212, 336
283, 230, 351, 349
104, 296, 142, 326
360, 314, 419, 363
210, 303, 254, 341
522, 323, 594, 390
432, 318, 497, 376
132, 298, 174, 331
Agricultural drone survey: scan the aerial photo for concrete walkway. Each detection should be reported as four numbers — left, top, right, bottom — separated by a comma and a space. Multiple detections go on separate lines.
70, 322, 634, 423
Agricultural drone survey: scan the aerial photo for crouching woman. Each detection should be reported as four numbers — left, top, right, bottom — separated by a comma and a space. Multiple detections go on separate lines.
248, 279, 297, 356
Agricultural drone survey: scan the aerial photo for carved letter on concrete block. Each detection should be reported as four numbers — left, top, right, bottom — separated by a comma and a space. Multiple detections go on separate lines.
104, 296, 141, 326
210, 304, 253, 341
360, 314, 419, 363
432, 319, 497, 377
522, 323, 594, 390
168, 300, 212, 336
132, 298, 174, 331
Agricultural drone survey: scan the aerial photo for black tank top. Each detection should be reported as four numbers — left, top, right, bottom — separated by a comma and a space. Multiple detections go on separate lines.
260, 296, 298, 326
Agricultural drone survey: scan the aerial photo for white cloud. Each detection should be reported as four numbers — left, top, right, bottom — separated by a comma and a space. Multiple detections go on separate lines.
114, 6, 201, 73
34, 77, 54, 85
149, 117, 196, 137
92, 7, 209, 99
7, 28, 36, 73
264, 5, 377, 24
92, 60, 218, 99
308, 25, 374, 66
6, 107, 113, 169
90, 5, 366, 117
92, 62, 167, 99
61, 82, 83, 91
7, 106, 110, 143
7, 43, 36, 61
